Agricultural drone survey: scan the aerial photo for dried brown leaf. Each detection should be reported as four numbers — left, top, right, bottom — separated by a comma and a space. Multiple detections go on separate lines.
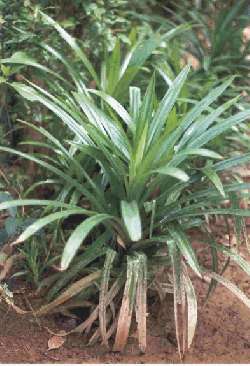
35, 270, 101, 316
47, 335, 65, 351
0, 254, 23, 280
113, 257, 139, 352
135, 256, 147, 353
113, 295, 132, 352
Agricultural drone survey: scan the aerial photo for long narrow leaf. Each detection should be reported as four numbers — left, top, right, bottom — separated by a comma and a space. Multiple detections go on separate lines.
121, 201, 142, 241
13, 209, 88, 244
99, 249, 117, 347
40, 11, 99, 86
61, 214, 114, 270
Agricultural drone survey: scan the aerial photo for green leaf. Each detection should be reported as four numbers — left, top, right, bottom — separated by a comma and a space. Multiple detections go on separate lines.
40, 11, 99, 86
214, 153, 250, 173
0, 146, 104, 211
158, 77, 235, 160
61, 214, 114, 270
128, 33, 161, 68
205, 272, 250, 309
129, 86, 141, 122
176, 148, 222, 160
165, 107, 178, 135
1, 51, 65, 82
113, 27, 185, 102
0, 199, 80, 212
182, 96, 240, 148
207, 240, 250, 278
73, 92, 131, 159
191, 110, 250, 149
47, 232, 110, 301
135, 74, 155, 142
41, 43, 87, 92
9, 83, 91, 144
89, 89, 132, 127
168, 207, 250, 222
13, 209, 88, 244
121, 201, 142, 242
156, 61, 175, 87
0, 192, 16, 217
107, 39, 121, 94
168, 225, 202, 278
147, 65, 190, 148
154, 166, 189, 182
202, 167, 225, 197
133, 123, 149, 174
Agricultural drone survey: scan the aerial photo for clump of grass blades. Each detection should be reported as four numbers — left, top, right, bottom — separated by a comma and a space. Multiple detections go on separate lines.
166, 0, 250, 100
1, 12, 250, 357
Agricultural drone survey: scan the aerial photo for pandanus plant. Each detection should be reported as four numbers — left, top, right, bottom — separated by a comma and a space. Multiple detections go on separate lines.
1, 13, 250, 357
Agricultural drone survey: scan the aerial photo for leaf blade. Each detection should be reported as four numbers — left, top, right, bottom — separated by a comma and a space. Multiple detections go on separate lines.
121, 201, 142, 242
61, 214, 114, 270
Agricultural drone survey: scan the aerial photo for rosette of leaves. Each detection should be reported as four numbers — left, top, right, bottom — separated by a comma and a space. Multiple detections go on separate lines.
1, 14, 250, 357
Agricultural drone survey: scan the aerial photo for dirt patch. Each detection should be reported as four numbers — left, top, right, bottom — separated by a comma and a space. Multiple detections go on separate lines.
0, 251, 250, 364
